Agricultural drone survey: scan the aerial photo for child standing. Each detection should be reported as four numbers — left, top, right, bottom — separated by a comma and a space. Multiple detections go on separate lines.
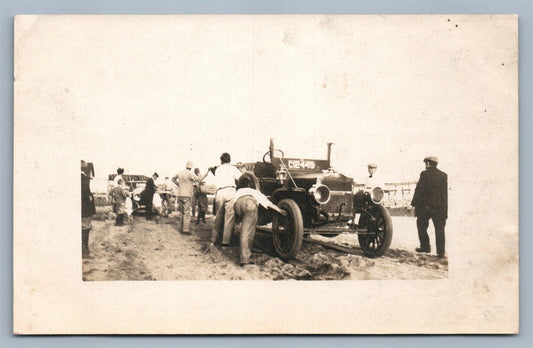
196, 181, 208, 224
112, 179, 128, 226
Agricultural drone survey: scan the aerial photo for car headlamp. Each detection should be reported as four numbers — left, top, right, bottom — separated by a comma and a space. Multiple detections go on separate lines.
132, 187, 144, 202
309, 184, 331, 204
370, 187, 384, 204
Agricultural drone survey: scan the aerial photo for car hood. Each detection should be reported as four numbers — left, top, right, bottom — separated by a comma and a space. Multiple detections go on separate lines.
292, 172, 354, 191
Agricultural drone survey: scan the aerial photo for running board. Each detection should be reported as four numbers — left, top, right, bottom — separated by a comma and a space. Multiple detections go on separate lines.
255, 226, 363, 255
306, 238, 361, 255
255, 226, 372, 235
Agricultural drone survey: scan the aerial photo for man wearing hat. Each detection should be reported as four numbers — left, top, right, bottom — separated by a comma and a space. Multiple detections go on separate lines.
173, 162, 209, 234
411, 156, 448, 258
364, 163, 382, 190
141, 172, 159, 221
353, 162, 383, 210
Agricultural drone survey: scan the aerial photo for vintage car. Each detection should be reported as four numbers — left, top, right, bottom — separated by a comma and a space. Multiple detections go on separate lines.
108, 174, 171, 216
240, 139, 393, 259
130, 180, 174, 217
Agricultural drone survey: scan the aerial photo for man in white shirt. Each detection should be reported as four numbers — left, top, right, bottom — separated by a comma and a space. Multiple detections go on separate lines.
112, 168, 125, 187
111, 168, 125, 214
353, 163, 383, 209
363, 163, 384, 191
210, 152, 243, 246
224, 175, 286, 265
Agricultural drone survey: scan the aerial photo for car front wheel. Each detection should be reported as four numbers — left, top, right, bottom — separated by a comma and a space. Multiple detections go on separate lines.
357, 204, 393, 257
272, 198, 304, 259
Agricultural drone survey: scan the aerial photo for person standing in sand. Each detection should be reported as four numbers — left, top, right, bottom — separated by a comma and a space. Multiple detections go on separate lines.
209, 152, 242, 247
141, 172, 159, 221
411, 156, 448, 259
111, 167, 125, 214
81, 160, 96, 258
195, 181, 208, 224
112, 178, 128, 226
191, 168, 201, 218
173, 161, 209, 234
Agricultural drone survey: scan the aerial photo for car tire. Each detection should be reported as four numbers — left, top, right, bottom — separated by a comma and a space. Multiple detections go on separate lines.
272, 198, 304, 259
357, 205, 393, 257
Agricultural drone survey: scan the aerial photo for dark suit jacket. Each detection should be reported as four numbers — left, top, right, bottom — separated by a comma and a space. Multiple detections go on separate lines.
411, 166, 448, 219
141, 177, 156, 202
81, 173, 96, 218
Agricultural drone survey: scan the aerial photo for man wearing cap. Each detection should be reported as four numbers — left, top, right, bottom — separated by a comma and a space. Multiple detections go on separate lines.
172, 162, 208, 234
353, 163, 383, 210
364, 163, 383, 190
411, 156, 448, 258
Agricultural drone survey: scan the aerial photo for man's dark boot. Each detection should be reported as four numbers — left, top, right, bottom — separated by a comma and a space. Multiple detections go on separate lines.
415, 246, 430, 253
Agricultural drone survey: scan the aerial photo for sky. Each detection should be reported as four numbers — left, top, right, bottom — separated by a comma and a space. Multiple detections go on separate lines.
13, 15, 514, 193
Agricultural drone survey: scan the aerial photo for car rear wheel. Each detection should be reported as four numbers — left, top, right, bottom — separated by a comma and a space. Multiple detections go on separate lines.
357, 205, 393, 257
272, 198, 304, 259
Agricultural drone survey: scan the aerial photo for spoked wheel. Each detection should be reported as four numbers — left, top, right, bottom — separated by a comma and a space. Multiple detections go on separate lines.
357, 205, 393, 257
272, 198, 304, 259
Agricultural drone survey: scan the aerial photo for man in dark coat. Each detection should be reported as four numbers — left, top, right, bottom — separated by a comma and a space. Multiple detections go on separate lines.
411, 156, 448, 258
81, 160, 96, 257
141, 172, 159, 220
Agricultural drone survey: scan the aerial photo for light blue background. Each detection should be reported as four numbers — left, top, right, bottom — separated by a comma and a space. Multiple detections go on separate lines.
2, 1, 531, 347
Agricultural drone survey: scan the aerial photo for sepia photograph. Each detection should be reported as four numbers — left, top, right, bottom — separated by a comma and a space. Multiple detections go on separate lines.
14, 14, 518, 334
81, 138, 448, 281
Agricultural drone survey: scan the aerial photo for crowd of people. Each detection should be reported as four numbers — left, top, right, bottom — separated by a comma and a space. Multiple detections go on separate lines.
80, 152, 448, 265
